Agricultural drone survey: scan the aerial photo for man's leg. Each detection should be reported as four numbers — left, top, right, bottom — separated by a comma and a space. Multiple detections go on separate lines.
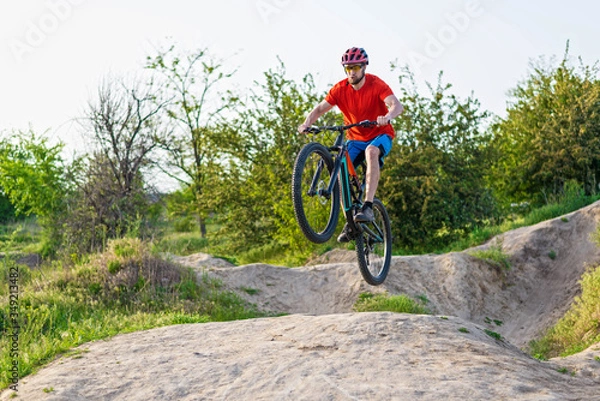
354, 145, 380, 223
363, 144, 380, 203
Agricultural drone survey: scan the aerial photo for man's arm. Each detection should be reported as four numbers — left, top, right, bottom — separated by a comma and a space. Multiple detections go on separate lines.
298, 100, 334, 133
377, 94, 403, 126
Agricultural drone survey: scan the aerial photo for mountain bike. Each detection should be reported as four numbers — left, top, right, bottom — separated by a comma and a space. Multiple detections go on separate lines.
292, 120, 392, 286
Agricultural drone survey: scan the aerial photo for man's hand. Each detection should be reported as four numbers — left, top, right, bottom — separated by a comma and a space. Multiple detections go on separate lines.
298, 123, 310, 134
376, 115, 390, 126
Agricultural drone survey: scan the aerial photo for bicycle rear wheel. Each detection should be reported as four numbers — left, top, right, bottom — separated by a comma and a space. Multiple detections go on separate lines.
292, 142, 340, 243
355, 198, 392, 285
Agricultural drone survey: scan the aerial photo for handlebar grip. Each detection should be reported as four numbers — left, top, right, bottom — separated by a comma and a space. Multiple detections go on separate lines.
358, 120, 378, 127
304, 127, 321, 134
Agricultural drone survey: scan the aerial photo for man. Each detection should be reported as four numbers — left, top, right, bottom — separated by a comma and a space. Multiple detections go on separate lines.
298, 47, 404, 242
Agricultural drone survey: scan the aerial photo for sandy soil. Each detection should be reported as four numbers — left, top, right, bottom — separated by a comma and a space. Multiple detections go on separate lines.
3, 202, 600, 400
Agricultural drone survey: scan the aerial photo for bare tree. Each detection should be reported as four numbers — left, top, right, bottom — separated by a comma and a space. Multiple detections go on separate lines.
85, 75, 171, 197
66, 75, 171, 252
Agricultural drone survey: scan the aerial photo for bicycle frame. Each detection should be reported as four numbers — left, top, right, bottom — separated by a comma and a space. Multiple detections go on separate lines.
293, 119, 392, 285
334, 136, 362, 213
306, 122, 374, 229
308, 131, 361, 209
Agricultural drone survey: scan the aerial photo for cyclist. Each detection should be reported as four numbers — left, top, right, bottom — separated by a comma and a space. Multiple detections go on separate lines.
298, 47, 404, 242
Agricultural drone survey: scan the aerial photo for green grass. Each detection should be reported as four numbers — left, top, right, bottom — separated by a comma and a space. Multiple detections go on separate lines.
153, 232, 210, 256
0, 218, 41, 254
529, 263, 600, 359
467, 241, 511, 269
0, 238, 267, 390
353, 292, 430, 314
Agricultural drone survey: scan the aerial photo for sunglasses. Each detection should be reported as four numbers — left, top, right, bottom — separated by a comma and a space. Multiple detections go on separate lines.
344, 64, 364, 73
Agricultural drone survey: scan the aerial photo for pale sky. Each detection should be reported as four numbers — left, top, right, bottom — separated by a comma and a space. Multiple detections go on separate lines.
1, 0, 599, 157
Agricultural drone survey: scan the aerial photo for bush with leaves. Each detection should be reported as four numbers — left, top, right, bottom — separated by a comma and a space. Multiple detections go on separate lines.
0, 129, 70, 255
381, 69, 497, 251
0, 191, 16, 223
211, 61, 327, 256
490, 44, 600, 206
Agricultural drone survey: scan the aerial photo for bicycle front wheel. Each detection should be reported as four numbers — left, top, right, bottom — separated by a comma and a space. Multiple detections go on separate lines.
292, 142, 340, 243
355, 198, 392, 285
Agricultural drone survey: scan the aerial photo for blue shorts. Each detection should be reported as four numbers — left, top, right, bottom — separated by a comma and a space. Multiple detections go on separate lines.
347, 134, 393, 167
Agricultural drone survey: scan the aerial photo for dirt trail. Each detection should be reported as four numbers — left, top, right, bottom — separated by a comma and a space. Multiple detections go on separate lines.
3, 202, 600, 400
190, 201, 600, 349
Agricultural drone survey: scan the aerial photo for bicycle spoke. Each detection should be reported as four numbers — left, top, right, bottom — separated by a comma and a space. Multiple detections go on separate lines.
355, 198, 391, 285
292, 142, 340, 244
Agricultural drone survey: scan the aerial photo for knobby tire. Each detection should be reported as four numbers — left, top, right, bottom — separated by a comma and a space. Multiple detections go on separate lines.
291, 142, 340, 243
355, 198, 392, 285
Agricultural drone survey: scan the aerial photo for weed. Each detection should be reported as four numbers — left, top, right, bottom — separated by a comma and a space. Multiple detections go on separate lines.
153, 232, 209, 256
240, 287, 260, 295
529, 264, 600, 359
107, 260, 122, 274
468, 241, 511, 269
548, 250, 557, 260
416, 294, 429, 304
353, 292, 430, 314
458, 327, 470, 333
484, 329, 503, 341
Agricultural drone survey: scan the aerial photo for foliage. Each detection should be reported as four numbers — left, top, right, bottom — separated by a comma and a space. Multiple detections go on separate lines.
529, 264, 600, 359
444, 181, 598, 252
0, 191, 16, 224
208, 60, 326, 255
0, 238, 266, 390
0, 130, 70, 256
146, 44, 241, 237
380, 68, 498, 252
353, 292, 430, 314
490, 43, 600, 206
0, 130, 67, 219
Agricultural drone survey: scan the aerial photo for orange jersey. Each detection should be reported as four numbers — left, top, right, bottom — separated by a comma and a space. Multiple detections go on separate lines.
325, 74, 395, 141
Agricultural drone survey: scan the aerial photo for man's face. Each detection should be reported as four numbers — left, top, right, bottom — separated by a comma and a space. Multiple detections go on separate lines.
344, 64, 365, 85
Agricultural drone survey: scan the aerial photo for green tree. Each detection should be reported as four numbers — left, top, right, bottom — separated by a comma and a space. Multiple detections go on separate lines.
0, 129, 69, 254
145, 44, 241, 237
0, 189, 16, 223
491, 45, 600, 205
381, 69, 497, 251
212, 60, 325, 255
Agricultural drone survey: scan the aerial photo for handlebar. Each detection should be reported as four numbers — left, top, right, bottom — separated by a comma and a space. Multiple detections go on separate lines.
303, 120, 378, 134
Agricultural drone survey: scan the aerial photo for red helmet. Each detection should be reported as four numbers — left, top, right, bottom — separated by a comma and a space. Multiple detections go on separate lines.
341, 47, 369, 65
